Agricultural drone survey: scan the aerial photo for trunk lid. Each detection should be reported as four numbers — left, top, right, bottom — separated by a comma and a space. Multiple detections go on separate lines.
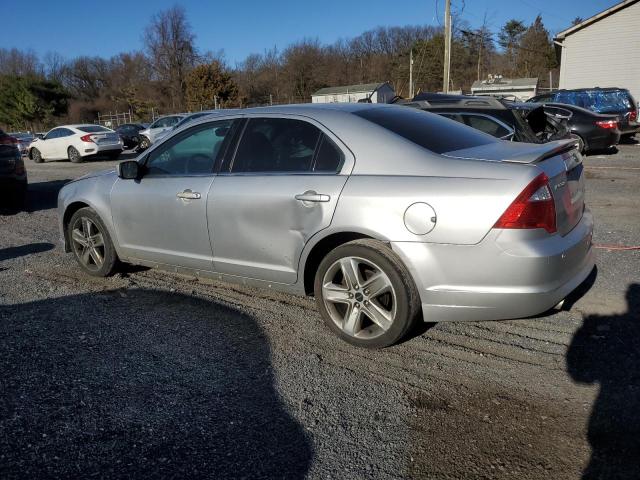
444, 139, 585, 236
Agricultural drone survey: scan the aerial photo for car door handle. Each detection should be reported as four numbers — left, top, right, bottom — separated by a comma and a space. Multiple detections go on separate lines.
176, 190, 201, 200
295, 191, 330, 203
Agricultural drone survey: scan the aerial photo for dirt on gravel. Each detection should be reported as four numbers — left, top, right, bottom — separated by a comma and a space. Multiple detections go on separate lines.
1, 146, 639, 479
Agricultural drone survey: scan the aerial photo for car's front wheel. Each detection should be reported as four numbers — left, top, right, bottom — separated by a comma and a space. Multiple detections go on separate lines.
31, 148, 43, 163
68, 207, 118, 277
314, 239, 421, 348
68, 146, 83, 163
138, 136, 150, 151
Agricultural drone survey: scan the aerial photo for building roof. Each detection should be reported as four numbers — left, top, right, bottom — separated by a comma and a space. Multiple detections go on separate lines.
555, 0, 639, 40
312, 82, 389, 96
471, 77, 538, 90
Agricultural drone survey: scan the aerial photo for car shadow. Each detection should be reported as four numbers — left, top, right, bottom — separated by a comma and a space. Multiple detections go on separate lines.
25, 179, 72, 212
0, 242, 55, 262
566, 283, 640, 479
0, 289, 313, 478
586, 146, 619, 156
618, 136, 638, 145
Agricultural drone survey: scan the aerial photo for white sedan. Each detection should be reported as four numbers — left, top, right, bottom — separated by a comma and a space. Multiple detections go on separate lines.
28, 125, 123, 163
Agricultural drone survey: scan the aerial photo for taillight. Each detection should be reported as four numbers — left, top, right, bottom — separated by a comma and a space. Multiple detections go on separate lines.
80, 134, 95, 143
630, 110, 638, 122
595, 119, 618, 129
494, 173, 557, 234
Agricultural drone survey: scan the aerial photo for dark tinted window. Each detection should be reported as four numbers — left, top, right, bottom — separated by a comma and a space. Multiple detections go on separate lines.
58, 128, 75, 137
146, 120, 234, 175
314, 135, 343, 172
353, 107, 496, 154
78, 125, 110, 133
232, 118, 321, 173
463, 114, 511, 138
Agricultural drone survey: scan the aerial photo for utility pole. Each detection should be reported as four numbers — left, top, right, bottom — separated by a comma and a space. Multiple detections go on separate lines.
409, 48, 414, 99
443, 0, 452, 93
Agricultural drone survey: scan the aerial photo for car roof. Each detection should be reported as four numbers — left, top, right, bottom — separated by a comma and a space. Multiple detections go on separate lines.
400, 94, 509, 111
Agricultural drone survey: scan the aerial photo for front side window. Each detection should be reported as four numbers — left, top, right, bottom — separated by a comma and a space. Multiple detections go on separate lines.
45, 129, 60, 139
463, 114, 511, 138
232, 118, 322, 173
146, 120, 234, 175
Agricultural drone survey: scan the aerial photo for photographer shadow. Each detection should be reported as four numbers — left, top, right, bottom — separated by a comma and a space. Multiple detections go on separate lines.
0, 288, 313, 479
567, 283, 640, 479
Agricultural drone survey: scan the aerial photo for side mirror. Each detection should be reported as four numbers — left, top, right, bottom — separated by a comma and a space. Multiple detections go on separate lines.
117, 160, 140, 180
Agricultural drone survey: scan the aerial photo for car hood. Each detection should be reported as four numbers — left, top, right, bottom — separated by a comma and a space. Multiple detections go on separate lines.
70, 168, 116, 184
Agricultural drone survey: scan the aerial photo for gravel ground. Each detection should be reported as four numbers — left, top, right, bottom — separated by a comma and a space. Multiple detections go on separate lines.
1, 144, 639, 479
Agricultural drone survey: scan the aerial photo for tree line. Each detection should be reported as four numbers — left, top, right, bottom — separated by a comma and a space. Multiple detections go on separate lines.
0, 5, 558, 131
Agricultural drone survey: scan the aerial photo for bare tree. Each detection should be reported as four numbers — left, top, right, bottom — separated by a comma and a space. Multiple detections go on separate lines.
143, 5, 198, 111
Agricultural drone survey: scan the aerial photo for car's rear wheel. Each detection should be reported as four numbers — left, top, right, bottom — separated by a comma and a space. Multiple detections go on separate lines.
68, 207, 118, 277
31, 148, 43, 163
68, 146, 83, 163
314, 239, 421, 348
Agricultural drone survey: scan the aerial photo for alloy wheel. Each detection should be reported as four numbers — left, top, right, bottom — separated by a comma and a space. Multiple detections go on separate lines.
321, 256, 397, 340
71, 216, 105, 271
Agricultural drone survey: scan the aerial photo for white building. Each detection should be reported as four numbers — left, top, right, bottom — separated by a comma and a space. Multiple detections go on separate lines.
470, 75, 539, 101
555, 0, 640, 102
311, 82, 395, 104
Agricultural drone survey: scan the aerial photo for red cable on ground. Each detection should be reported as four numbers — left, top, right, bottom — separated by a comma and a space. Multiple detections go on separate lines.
594, 244, 640, 251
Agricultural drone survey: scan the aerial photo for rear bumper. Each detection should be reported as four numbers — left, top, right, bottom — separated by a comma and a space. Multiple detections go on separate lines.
391, 210, 595, 322
80, 141, 123, 156
585, 129, 621, 150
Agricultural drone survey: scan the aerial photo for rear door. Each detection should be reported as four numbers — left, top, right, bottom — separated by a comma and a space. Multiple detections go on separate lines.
208, 115, 352, 284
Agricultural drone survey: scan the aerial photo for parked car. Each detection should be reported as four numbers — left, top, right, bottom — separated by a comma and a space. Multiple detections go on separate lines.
8, 132, 35, 156
402, 93, 570, 144
28, 125, 123, 164
527, 102, 621, 153
58, 104, 594, 348
138, 115, 185, 150
0, 129, 27, 208
529, 88, 639, 138
114, 123, 146, 150
154, 112, 216, 144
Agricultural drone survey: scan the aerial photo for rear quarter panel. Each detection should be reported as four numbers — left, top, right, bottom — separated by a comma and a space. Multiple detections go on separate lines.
332, 162, 537, 245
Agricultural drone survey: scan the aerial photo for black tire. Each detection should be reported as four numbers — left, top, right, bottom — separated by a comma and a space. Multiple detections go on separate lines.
570, 133, 586, 154
68, 146, 83, 163
31, 148, 43, 163
68, 207, 118, 277
11, 182, 27, 209
314, 239, 421, 348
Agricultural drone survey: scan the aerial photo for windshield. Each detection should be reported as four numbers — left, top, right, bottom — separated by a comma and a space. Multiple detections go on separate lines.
354, 107, 496, 154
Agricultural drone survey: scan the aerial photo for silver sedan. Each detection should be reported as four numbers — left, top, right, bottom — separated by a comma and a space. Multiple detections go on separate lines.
58, 104, 594, 348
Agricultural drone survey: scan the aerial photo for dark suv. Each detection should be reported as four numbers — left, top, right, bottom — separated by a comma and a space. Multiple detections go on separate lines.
529, 88, 639, 137
0, 129, 27, 208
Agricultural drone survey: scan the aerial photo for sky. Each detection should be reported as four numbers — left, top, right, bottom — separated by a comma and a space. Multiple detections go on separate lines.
1, 0, 618, 66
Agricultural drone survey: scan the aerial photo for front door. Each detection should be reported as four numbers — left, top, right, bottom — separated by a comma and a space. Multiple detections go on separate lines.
208, 116, 351, 284
111, 119, 237, 270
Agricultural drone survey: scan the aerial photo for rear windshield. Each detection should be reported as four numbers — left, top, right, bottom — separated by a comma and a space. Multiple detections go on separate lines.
555, 90, 633, 113
353, 107, 496, 154
77, 125, 110, 133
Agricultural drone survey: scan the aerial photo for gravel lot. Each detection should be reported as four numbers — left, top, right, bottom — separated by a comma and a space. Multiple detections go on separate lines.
1, 144, 639, 479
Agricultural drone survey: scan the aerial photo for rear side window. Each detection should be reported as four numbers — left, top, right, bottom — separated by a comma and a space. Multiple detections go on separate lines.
314, 136, 344, 172
232, 118, 321, 173
353, 107, 496, 154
